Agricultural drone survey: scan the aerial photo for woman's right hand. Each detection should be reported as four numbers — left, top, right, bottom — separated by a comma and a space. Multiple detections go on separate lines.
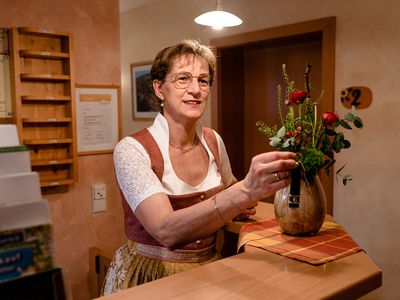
241, 151, 298, 205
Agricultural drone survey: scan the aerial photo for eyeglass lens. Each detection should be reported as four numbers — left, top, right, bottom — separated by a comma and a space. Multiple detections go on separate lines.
173, 72, 211, 90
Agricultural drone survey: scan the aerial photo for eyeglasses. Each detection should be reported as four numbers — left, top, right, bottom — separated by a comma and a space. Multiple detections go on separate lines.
170, 72, 211, 91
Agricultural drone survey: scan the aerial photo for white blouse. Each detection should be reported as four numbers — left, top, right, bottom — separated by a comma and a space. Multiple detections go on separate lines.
113, 113, 234, 212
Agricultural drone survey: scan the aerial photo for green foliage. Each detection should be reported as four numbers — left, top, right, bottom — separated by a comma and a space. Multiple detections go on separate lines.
298, 148, 324, 179
256, 121, 277, 138
256, 63, 364, 183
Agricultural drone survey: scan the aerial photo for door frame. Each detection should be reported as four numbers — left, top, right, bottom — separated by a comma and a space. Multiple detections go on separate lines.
210, 17, 336, 213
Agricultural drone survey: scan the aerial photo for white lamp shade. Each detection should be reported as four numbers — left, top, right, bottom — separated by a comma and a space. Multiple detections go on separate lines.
194, 10, 243, 30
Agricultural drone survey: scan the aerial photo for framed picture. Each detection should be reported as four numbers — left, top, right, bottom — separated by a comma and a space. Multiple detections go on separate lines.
131, 61, 158, 119
76, 85, 121, 155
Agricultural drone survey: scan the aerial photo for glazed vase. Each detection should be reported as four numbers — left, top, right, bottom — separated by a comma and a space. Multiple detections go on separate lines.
274, 168, 327, 236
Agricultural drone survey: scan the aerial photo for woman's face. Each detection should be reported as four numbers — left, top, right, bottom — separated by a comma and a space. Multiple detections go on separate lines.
153, 54, 210, 125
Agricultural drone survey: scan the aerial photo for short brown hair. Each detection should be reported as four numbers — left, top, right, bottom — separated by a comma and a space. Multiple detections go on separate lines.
151, 39, 216, 86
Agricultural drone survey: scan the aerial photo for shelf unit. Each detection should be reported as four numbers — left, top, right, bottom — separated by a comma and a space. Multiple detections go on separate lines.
9, 27, 77, 189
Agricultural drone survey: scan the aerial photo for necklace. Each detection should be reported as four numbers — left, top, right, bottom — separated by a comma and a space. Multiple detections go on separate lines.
169, 135, 198, 153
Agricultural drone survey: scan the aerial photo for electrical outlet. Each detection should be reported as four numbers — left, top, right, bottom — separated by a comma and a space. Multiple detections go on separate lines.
92, 184, 106, 200
92, 184, 106, 213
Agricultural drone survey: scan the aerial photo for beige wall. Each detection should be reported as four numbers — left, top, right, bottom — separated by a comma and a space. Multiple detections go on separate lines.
121, 0, 400, 299
0, 1, 124, 299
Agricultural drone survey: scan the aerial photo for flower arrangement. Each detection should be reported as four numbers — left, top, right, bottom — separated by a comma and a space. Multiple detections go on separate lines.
256, 63, 363, 184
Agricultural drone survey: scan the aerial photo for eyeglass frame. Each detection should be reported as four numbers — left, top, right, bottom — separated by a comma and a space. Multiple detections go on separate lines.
168, 72, 212, 91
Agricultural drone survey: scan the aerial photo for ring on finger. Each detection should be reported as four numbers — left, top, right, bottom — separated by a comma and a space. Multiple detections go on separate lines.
272, 172, 281, 182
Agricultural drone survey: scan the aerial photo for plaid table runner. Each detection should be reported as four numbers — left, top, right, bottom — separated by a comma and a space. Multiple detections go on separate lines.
238, 218, 363, 265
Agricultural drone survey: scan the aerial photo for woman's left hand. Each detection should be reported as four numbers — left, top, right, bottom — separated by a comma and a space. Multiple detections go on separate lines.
233, 206, 257, 221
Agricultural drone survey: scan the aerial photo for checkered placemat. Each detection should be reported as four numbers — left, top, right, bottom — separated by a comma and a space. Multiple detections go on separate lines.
238, 218, 363, 265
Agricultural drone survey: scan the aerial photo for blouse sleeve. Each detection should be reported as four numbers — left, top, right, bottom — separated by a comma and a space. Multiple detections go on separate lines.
113, 136, 164, 211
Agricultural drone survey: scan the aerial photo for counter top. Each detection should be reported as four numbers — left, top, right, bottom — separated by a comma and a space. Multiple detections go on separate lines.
98, 202, 382, 300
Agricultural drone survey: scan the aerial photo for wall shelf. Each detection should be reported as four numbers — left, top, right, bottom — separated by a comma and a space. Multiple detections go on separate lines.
18, 27, 69, 37
41, 178, 74, 188
22, 118, 72, 123
21, 95, 71, 101
23, 138, 73, 145
10, 27, 77, 189
20, 74, 71, 81
19, 50, 70, 59
31, 158, 74, 166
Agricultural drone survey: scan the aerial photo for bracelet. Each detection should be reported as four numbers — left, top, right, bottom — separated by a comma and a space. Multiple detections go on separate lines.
225, 189, 242, 212
213, 195, 225, 224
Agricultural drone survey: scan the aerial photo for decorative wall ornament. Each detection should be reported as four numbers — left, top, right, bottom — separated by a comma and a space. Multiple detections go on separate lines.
340, 86, 372, 109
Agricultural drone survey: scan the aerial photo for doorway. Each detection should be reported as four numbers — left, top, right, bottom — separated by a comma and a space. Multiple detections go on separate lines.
211, 17, 335, 213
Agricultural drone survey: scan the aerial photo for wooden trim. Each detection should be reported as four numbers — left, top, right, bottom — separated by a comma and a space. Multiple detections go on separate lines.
68, 32, 78, 182
212, 17, 335, 49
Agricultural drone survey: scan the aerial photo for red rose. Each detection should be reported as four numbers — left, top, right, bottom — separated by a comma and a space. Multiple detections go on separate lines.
322, 111, 339, 126
288, 90, 309, 105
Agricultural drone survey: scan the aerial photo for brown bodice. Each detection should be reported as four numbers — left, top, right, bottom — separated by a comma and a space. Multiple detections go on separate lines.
119, 127, 230, 250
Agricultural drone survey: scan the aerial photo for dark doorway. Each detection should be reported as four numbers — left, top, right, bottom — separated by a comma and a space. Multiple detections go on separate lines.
211, 17, 335, 213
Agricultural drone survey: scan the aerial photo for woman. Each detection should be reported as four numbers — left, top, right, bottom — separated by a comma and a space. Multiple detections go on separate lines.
102, 39, 298, 295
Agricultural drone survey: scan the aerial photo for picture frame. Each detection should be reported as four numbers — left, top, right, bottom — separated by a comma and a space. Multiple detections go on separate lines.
131, 61, 158, 119
75, 84, 121, 155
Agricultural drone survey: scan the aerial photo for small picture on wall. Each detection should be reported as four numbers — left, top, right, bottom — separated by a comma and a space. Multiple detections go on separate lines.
131, 61, 158, 119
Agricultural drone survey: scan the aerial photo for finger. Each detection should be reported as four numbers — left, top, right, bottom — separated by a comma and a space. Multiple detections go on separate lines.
249, 159, 297, 183
272, 174, 291, 186
265, 171, 292, 189
271, 170, 290, 182
247, 207, 256, 215
235, 207, 257, 220
271, 172, 281, 183
278, 170, 290, 180
243, 207, 256, 215
263, 159, 298, 175
234, 213, 250, 221
255, 151, 297, 163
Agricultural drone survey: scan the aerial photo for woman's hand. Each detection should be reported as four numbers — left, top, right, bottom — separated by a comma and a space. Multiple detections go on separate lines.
233, 206, 257, 221
242, 151, 298, 204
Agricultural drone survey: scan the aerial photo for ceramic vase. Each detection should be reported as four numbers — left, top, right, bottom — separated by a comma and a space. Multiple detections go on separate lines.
274, 169, 327, 236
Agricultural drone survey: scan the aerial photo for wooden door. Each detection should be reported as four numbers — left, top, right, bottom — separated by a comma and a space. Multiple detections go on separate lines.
212, 18, 335, 213
243, 38, 322, 176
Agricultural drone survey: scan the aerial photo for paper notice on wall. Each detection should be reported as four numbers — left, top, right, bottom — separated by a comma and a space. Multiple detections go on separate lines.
77, 92, 117, 152
0, 58, 12, 118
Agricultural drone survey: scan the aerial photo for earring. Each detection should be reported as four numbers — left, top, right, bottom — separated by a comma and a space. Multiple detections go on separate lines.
160, 101, 164, 107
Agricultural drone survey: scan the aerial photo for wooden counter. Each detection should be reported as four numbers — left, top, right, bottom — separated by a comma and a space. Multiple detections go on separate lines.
98, 202, 382, 300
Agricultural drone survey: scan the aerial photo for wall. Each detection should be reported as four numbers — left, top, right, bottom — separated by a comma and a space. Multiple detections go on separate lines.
0, 1, 124, 299
120, 0, 400, 299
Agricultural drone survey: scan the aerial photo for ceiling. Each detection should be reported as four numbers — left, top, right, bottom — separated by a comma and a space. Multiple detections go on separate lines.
119, 0, 159, 13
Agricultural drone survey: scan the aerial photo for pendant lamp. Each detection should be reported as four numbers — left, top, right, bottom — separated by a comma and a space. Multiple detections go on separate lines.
194, 0, 243, 30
